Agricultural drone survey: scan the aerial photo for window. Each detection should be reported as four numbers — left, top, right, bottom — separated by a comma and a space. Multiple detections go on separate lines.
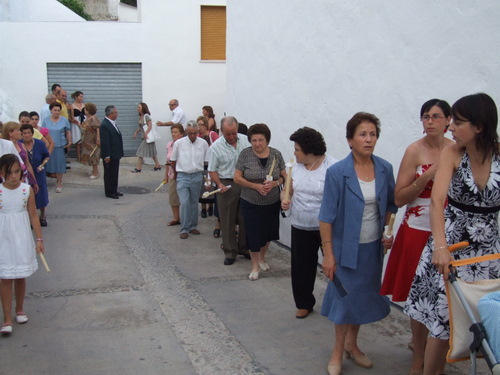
200, 6, 226, 61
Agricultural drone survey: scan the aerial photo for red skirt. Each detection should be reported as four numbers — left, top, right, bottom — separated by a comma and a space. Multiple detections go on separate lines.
380, 222, 430, 302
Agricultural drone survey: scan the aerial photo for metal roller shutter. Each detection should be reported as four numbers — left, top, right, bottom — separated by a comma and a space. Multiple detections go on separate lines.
47, 62, 142, 156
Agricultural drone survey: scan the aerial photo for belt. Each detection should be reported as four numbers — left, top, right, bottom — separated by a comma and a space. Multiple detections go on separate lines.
220, 178, 234, 181
447, 195, 500, 214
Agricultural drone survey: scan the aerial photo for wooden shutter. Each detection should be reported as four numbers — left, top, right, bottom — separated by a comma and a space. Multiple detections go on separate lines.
201, 6, 226, 60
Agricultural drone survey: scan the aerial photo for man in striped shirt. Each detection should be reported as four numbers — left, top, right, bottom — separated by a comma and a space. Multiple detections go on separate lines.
208, 116, 251, 265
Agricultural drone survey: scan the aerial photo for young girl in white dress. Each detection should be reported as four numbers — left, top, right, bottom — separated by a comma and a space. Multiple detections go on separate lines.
0, 153, 44, 336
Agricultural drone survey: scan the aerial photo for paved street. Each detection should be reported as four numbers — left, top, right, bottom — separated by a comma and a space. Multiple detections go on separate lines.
0, 159, 485, 375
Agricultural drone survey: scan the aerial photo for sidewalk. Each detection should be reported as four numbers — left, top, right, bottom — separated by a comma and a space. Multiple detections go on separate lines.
0, 159, 486, 375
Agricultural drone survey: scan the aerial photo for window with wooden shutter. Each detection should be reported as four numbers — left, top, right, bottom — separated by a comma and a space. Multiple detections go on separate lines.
200, 6, 226, 61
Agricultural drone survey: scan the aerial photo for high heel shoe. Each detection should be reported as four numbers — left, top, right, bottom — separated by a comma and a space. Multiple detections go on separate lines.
345, 350, 372, 368
327, 362, 342, 375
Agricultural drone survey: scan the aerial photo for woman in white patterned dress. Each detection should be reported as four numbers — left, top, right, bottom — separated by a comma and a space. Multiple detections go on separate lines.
404, 93, 500, 375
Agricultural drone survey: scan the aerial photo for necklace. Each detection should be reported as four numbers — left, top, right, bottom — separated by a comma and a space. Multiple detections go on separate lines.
355, 160, 374, 181
306, 156, 323, 171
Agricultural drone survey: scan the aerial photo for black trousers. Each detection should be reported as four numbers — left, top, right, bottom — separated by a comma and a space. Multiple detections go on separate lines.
103, 159, 120, 196
291, 226, 322, 310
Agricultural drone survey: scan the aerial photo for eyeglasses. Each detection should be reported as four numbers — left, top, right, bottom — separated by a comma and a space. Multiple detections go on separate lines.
421, 114, 444, 121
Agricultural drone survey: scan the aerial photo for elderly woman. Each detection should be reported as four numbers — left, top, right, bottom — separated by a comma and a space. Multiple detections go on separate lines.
234, 123, 286, 281
163, 123, 185, 226
132, 102, 161, 173
319, 112, 397, 375
280, 127, 337, 319
380, 99, 455, 374
80, 102, 100, 179
404, 93, 500, 375
20, 124, 50, 226
41, 102, 72, 193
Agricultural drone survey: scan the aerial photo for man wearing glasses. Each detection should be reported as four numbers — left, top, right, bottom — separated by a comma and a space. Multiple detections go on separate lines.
157, 99, 187, 127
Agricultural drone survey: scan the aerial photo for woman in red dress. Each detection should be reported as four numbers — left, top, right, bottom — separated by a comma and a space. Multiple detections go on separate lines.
381, 99, 454, 374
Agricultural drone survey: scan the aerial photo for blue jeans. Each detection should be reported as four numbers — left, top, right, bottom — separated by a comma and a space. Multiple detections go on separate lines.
176, 172, 203, 233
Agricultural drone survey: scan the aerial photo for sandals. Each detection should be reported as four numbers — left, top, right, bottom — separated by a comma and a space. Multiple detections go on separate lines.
153, 167, 161, 171
16, 312, 28, 324
167, 220, 180, 226
249, 271, 260, 281
131, 168, 141, 173
40, 217, 47, 227
259, 262, 270, 271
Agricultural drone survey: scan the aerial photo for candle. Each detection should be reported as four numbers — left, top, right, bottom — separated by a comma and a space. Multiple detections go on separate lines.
154, 181, 166, 192
39, 253, 51, 273
89, 145, 98, 157
284, 159, 294, 201
202, 185, 232, 198
386, 213, 396, 236
266, 157, 276, 181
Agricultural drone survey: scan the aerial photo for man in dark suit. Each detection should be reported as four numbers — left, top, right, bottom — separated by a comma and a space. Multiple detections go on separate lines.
100, 105, 124, 199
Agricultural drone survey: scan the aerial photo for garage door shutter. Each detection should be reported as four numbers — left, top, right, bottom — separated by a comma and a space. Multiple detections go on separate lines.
47, 62, 142, 156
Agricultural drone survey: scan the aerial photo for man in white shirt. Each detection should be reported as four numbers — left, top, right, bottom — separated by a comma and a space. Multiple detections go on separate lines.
170, 120, 209, 239
156, 99, 187, 127
208, 116, 251, 265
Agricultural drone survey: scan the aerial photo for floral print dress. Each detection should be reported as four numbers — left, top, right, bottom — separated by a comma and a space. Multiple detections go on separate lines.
404, 152, 500, 339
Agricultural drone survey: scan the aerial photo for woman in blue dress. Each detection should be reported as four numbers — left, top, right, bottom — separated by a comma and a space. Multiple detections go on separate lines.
319, 112, 397, 375
20, 124, 50, 226
41, 102, 71, 193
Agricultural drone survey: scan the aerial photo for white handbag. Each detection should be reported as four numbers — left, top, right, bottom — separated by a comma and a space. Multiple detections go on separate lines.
143, 114, 158, 143
143, 124, 155, 143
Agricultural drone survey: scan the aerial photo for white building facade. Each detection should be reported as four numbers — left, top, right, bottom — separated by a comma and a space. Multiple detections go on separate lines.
0, 0, 226, 159
225, 0, 500, 246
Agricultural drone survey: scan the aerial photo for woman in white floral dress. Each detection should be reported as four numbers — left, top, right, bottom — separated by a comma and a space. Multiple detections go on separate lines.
404, 93, 500, 375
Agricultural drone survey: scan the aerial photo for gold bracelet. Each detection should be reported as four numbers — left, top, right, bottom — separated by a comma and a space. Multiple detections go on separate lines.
321, 241, 332, 247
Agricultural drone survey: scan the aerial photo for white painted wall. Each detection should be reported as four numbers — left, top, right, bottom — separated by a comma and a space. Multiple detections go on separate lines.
226, 0, 500, 247
0, 0, 226, 162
